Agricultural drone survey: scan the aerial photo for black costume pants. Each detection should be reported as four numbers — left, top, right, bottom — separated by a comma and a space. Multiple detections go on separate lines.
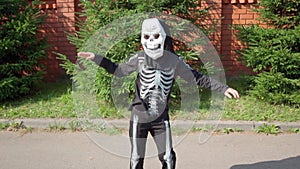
129, 115, 176, 169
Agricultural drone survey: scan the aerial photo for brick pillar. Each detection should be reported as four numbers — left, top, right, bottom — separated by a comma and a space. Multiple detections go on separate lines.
56, 0, 76, 61
39, 0, 77, 82
221, 0, 260, 76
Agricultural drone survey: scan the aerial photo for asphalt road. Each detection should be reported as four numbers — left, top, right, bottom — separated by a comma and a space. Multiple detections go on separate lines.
0, 131, 300, 169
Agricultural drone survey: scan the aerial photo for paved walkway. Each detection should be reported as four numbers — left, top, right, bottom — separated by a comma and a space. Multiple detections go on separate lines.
1, 131, 300, 169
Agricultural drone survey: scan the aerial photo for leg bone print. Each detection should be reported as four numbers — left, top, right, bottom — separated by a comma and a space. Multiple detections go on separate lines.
139, 67, 174, 116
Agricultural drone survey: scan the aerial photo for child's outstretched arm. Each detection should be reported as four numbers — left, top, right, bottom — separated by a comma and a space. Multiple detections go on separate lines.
175, 57, 240, 99
77, 52, 139, 77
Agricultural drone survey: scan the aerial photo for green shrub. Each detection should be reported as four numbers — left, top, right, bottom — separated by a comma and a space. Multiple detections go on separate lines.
0, 0, 47, 101
250, 72, 299, 105
255, 0, 300, 29
235, 0, 300, 106
58, 0, 217, 103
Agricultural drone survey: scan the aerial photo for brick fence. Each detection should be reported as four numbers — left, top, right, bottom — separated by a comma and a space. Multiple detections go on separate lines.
39, 0, 261, 81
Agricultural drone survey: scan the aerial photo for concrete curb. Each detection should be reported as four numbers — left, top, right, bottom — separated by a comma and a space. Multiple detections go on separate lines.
1, 118, 299, 132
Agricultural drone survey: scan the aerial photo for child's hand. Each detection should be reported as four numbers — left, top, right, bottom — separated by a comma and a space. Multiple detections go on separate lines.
77, 52, 95, 70
77, 52, 95, 60
224, 88, 239, 99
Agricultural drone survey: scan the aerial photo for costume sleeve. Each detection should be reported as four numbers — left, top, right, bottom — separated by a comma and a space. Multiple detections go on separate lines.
92, 53, 139, 77
175, 57, 229, 94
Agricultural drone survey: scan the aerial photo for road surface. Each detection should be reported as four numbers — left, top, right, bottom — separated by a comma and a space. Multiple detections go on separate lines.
0, 131, 300, 169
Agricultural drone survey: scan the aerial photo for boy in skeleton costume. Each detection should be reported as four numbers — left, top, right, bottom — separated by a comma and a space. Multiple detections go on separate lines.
78, 18, 239, 169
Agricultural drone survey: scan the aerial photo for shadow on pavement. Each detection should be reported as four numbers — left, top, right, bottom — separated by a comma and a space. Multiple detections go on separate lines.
230, 156, 300, 169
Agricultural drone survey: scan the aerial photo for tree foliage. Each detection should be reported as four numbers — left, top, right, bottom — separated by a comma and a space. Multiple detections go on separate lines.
0, 0, 47, 101
235, 0, 300, 106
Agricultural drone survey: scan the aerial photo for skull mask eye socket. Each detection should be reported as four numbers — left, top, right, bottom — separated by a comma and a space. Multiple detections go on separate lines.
153, 33, 160, 39
144, 34, 150, 40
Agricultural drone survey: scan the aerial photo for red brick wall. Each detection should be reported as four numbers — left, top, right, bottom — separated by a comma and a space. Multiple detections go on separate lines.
39, 0, 262, 81
39, 0, 76, 81
221, 0, 261, 76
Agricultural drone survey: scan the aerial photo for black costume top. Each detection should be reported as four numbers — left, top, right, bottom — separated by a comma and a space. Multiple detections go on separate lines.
93, 51, 229, 121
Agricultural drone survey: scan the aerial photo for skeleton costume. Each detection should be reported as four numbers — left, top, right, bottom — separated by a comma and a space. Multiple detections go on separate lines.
92, 18, 229, 169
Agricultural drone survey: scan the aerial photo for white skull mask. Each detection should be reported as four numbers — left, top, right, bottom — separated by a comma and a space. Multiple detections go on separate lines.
141, 18, 166, 60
